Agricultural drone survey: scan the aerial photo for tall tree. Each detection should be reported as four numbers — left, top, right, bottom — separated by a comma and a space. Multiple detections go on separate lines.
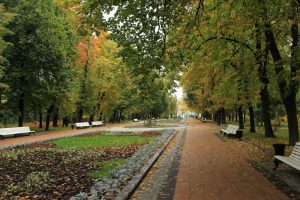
2, 0, 78, 129
0, 4, 13, 105
264, 0, 299, 145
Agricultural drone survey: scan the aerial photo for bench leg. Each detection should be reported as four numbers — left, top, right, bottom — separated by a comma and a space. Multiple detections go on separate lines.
273, 159, 281, 170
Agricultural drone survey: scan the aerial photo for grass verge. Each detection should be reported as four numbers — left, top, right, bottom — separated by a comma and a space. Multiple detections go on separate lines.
50, 135, 155, 149
89, 159, 126, 178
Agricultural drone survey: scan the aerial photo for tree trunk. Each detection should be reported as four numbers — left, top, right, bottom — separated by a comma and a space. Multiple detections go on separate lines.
259, 86, 274, 137
89, 114, 94, 124
283, 93, 299, 145
119, 109, 123, 122
255, 22, 275, 137
62, 117, 69, 127
235, 107, 238, 122
221, 108, 226, 124
98, 112, 103, 121
249, 105, 256, 133
265, 21, 299, 144
216, 109, 221, 125
18, 92, 25, 127
52, 107, 59, 127
77, 108, 83, 122
238, 105, 244, 129
39, 107, 43, 129
45, 105, 54, 131
112, 110, 118, 122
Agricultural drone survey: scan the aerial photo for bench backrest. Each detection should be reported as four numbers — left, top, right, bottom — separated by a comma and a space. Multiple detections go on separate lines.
290, 142, 300, 161
91, 121, 103, 126
226, 124, 239, 133
75, 122, 90, 127
0, 127, 32, 135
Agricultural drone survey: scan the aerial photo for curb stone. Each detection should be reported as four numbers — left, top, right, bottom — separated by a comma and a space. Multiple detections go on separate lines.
115, 129, 177, 200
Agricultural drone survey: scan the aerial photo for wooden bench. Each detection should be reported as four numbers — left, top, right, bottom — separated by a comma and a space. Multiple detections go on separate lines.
75, 122, 91, 129
91, 121, 105, 127
220, 124, 242, 140
274, 142, 300, 171
0, 127, 35, 138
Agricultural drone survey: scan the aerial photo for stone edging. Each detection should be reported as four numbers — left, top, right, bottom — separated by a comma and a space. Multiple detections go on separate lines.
115, 129, 177, 200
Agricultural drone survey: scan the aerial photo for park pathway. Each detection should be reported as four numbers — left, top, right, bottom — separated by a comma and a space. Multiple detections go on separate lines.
173, 119, 289, 200
0, 123, 127, 148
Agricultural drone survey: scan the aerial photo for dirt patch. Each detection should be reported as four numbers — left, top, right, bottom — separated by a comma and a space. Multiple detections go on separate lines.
141, 131, 161, 137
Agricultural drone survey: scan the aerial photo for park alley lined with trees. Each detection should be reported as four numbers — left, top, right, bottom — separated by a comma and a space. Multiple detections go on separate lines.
0, 0, 299, 199
0, 0, 299, 145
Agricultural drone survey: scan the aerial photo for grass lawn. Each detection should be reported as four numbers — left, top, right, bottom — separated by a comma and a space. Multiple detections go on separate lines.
243, 126, 289, 146
89, 159, 126, 178
50, 135, 155, 149
218, 122, 294, 152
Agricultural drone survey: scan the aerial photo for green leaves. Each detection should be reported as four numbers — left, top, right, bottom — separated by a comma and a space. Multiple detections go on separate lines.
0, 4, 14, 103
1, 0, 78, 122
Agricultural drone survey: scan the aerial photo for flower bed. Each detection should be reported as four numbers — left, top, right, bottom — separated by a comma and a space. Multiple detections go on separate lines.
0, 131, 169, 200
72, 129, 175, 199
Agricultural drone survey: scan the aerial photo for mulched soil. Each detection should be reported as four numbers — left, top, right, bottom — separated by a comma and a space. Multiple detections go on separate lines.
141, 131, 161, 137
0, 142, 142, 200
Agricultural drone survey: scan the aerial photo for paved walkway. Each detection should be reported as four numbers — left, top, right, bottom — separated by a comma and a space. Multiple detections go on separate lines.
173, 119, 289, 200
0, 123, 127, 148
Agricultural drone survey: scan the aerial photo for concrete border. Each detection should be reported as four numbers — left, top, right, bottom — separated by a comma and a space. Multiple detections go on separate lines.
115, 129, 177, 200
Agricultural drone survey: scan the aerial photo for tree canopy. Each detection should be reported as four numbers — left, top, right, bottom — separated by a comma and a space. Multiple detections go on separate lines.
0, 0, 298, 145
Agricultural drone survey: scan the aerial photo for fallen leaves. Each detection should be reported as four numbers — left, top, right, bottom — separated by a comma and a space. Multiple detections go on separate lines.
0, 143, 142, 199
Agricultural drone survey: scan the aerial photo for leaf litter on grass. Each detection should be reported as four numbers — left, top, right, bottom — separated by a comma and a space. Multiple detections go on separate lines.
0, 133, 157, 200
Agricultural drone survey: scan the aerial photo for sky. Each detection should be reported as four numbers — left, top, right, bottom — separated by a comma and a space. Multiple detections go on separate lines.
175, 87, 183, 100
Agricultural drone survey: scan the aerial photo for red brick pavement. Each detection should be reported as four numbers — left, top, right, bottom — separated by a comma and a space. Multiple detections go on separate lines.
173, 119, 289, 200
0, 123, 127, 148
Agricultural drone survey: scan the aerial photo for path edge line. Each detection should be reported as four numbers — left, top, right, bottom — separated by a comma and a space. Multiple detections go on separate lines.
115, 129, 178, 200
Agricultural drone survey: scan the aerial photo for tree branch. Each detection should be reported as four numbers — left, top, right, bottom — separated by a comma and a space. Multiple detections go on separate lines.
194, 35, 254, 53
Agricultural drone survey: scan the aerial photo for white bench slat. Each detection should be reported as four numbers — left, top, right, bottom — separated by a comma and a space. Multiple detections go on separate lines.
75, 122, 91, 128
291, 151, 300, 158
292, 148, 300, 154
290, 152, 300, 159
0, 127, 35, 137
220, 124, 243, 140
275, 155, 300, 171
293, 149, 300, 154
274, 142, 300, 171
221, 124, 239, 135
293, 146, 300, 151
91, 121, 104, 126
292, 150, 300, 156
290, 154, 300, 161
